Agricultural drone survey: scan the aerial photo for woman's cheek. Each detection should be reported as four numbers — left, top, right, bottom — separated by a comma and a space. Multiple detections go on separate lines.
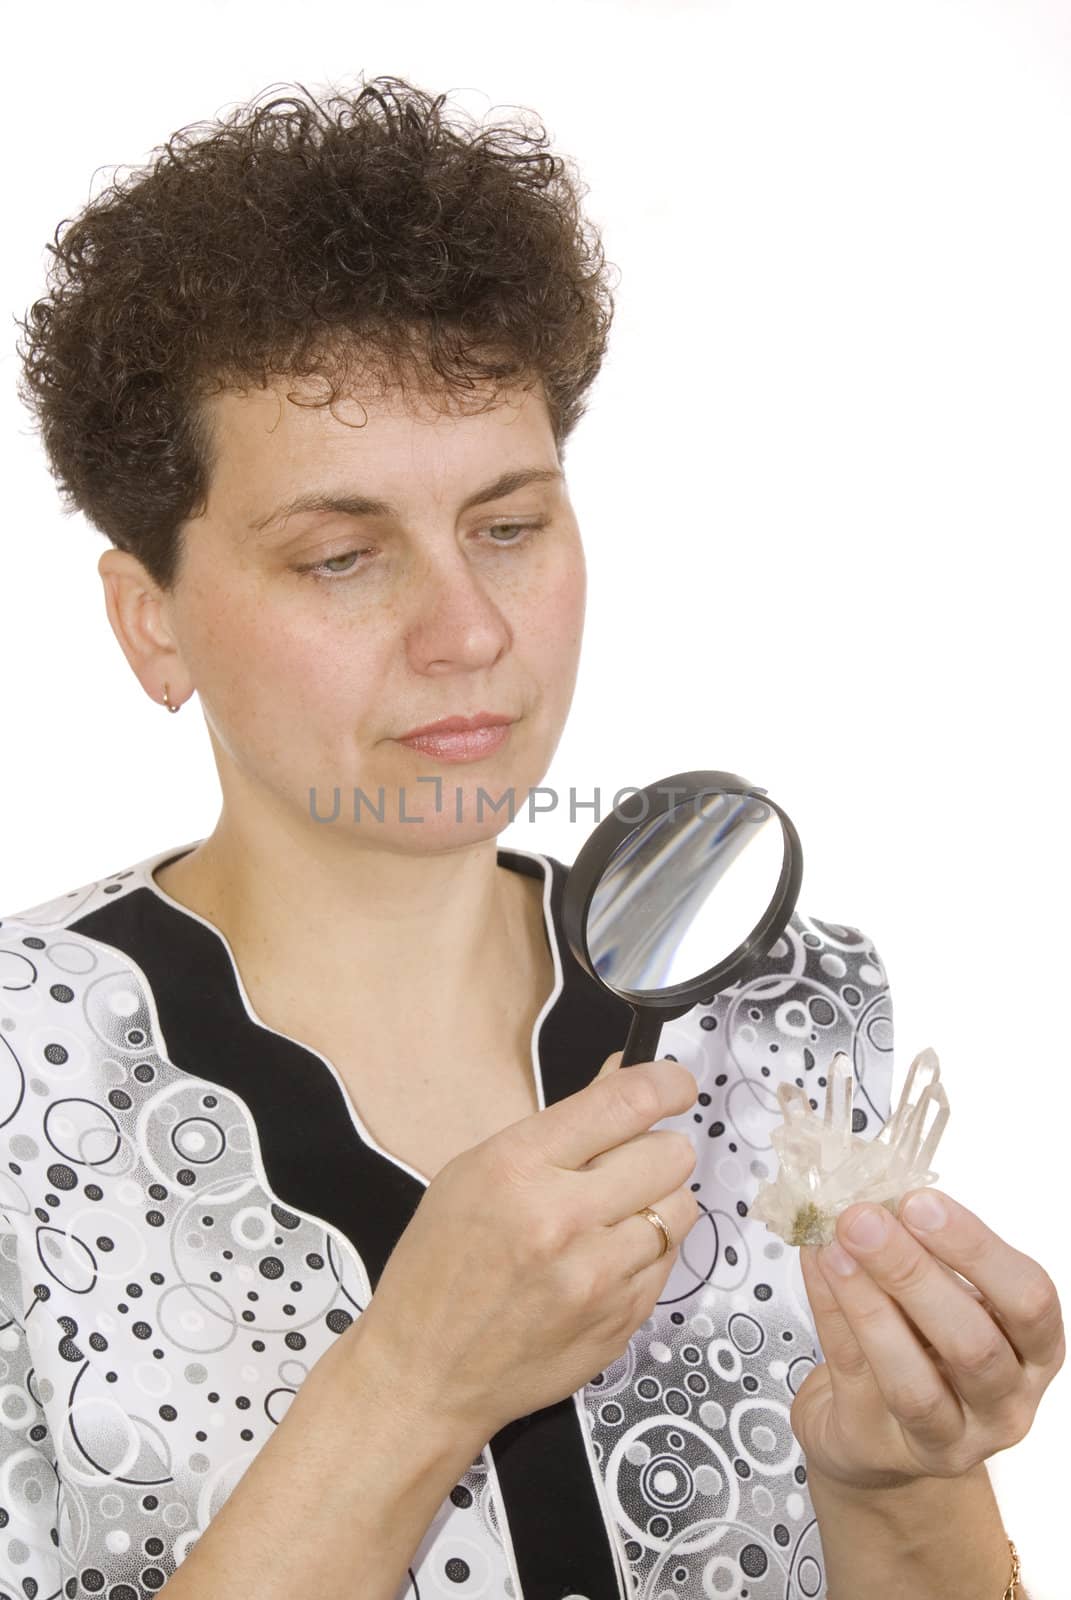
546, 550, 586, 658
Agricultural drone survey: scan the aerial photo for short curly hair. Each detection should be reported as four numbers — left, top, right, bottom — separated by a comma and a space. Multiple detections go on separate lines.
15, 74, 617, 592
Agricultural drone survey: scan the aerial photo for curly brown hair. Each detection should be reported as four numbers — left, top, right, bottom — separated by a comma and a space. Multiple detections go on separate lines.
15, 74, 617, 592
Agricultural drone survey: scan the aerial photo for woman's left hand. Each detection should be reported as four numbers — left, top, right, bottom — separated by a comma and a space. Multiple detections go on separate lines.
790, 1187, 1065, 1490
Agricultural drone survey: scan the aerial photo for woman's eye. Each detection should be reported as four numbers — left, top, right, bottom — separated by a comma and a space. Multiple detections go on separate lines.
486, 519, 547, 544
295, 548, 372, 579
295, 519, 547, 582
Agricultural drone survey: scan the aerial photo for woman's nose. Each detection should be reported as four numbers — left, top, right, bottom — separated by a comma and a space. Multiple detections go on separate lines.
404, 546, 512, 672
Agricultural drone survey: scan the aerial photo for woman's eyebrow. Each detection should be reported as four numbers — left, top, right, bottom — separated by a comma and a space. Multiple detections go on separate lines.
248, 466, 564, 534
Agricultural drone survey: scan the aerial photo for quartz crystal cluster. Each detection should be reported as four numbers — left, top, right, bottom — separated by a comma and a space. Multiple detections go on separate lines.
749, 1046, 951, 1247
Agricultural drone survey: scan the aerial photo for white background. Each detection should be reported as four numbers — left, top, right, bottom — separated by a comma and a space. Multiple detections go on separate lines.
3, 1, 1068, 1591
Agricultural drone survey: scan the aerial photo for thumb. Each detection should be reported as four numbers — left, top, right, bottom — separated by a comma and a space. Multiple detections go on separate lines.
595, 1049, 625, 1079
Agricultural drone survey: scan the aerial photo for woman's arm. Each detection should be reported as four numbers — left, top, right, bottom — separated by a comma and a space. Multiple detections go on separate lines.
807, 1459, 1027, 1599
159, 1311, 489, 1600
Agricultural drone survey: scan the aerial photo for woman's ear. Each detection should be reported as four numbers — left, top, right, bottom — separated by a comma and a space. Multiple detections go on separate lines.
97, 548, 189, 706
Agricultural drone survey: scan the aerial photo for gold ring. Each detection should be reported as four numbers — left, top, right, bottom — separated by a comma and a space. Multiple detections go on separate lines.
637, 1206, 673, 1259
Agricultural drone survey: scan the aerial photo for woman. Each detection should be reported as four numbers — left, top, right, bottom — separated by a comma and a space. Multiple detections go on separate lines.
6, 76, 1060, 1600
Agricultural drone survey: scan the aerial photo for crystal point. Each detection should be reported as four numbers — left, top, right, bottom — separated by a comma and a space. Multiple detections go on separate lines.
749, 1046, 951, 1247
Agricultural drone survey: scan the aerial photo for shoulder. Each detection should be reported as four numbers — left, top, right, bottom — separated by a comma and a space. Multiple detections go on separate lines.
0, 846, 192, 1090
0, 842, 194, 933
657, 906, 896, 1134
785, 907, 891, 1005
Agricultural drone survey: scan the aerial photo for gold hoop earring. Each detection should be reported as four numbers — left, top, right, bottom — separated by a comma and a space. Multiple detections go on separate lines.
161, 682, 181, 714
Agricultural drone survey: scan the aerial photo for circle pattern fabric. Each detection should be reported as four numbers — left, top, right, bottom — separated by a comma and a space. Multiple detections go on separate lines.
0, 848, 893, 1600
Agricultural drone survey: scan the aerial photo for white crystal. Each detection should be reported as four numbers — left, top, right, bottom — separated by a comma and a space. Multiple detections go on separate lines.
749, 1046, 951, 1247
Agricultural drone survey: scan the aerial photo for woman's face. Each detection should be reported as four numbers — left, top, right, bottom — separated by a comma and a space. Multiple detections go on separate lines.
145, 374, 586, 853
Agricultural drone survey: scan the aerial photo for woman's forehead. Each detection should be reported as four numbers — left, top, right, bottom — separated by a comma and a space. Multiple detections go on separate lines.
203, 369, 548, 453
196, 376, 559, 532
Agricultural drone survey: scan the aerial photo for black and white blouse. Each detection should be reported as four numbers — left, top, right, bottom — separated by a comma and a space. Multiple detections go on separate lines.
0, 840, 894, 1600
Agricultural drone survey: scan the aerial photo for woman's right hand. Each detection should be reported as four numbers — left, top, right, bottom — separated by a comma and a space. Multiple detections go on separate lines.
354, 1051, 702, 1438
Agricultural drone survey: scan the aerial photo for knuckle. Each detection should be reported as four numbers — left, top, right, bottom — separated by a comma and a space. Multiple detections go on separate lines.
881, 1249, 932, 1297
950, 1331, 1012, 1382
553, 1252, 596, 1311
526, 1206, 575, 1259
1017, 1270, 1061, 1332
617, 1072, 663, 1126
954, 1230, 994, 1276
995, 1398, 1035, 1448
835, 1345, 872, 1383
671, 1062, 699, 1102
584, 1255, 617, 1306
482, 1129, 532, 1187
890, 1383, 948, 1428
849, 1296, 892, 1337
668, 1129, 698, 1171
576, 1251, 612, 1306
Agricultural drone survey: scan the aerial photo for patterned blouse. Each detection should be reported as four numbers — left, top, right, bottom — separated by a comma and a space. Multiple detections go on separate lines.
0, 840, 893, 1600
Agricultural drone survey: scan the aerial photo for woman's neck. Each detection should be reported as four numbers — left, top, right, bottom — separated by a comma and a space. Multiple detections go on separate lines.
152, 821, 554, 1064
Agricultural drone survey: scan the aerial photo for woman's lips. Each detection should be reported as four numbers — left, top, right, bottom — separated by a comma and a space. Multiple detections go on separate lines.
395, 723, 514, 762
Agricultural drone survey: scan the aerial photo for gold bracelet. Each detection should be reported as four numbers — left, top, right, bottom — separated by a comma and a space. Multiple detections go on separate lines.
1002, 1536, 1022, 1599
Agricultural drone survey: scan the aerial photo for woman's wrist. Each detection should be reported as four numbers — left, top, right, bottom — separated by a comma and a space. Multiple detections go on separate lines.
805, 1458, 1018, 1599
335, 1305, 493, 1456
158, 1300, 493, 1600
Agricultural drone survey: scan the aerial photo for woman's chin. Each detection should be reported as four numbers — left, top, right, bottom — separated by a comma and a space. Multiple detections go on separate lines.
307, 767, 543, 851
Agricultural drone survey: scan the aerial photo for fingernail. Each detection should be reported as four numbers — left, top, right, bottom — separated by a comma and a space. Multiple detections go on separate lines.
820, 1241, 859, 1277
845, 1206, 889, 1249
902, 1190, 946, 1231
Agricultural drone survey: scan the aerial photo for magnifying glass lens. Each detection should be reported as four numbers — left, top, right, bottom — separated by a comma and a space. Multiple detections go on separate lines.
587, 792, 784, 993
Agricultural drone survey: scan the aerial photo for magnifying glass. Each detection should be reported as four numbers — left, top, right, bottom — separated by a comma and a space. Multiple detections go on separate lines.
562, 770, 804, 1068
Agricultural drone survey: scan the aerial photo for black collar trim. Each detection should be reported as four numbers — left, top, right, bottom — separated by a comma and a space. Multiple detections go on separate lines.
70, 844, 635, 1599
